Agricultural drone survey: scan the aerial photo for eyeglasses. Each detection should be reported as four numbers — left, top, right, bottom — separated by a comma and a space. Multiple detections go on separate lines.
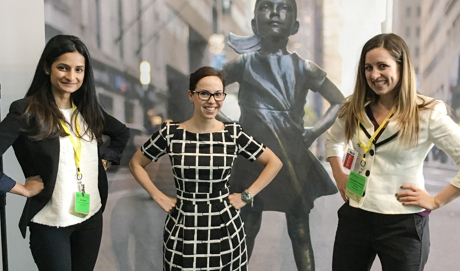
192, 90, 227, 101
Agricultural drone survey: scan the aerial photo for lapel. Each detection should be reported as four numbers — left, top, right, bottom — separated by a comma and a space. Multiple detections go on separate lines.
359, 105, 399, 149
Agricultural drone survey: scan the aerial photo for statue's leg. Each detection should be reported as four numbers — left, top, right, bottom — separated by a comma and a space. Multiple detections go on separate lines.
286, 210, 315, 271
240, 200, 263, 259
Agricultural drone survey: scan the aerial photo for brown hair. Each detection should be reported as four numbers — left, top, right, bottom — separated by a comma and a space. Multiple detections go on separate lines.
339, 33, 436, 147
189, 66, 225, 91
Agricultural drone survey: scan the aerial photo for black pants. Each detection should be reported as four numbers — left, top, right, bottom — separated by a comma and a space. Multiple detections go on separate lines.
241, 199, 314, 271
332, 203, 430, 271
29, 211, 103, 271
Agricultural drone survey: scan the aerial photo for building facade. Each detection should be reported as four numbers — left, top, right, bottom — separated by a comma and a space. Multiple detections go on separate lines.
43, 0, 254, 134
418, 0, 460, 118
393, 0, 460, 164
392, 0, 422, 88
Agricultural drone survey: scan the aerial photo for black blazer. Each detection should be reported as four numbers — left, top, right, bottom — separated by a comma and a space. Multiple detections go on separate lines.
0, 98, 130, 237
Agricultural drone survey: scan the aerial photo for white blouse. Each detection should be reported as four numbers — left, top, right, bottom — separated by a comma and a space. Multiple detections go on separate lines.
31, 108, 102, 227
326, 98, 460, 214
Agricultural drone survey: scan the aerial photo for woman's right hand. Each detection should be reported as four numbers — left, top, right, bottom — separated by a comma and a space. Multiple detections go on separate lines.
24, 176, 45, 197
334, 172, 349, 202
328, 156, 349, 202
24, 175, 44, 197
153, 194, 177, 213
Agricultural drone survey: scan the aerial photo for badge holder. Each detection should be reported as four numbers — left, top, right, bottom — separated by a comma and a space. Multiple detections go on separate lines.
343, 148, 358, 171
345, 108, 394, 203
345, 159, 367, 203
345, 142, 368, 203
72, 172, 90, 218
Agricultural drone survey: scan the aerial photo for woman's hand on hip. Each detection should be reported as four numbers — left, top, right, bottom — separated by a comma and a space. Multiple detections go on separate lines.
102, 159, 111, 171
397, 184, 436, 210
24, 175, 44, 197
228, 193, 246, 210
154, 194, 177, 213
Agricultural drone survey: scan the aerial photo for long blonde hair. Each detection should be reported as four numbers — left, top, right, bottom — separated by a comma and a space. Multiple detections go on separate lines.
340, 33, 436, 147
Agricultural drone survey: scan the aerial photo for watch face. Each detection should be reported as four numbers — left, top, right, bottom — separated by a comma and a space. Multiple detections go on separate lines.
242, 190, 252, 202
242, 193, 250, 201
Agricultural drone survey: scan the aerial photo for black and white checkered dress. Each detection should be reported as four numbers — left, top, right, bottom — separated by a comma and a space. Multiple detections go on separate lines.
141, 122, 265, 271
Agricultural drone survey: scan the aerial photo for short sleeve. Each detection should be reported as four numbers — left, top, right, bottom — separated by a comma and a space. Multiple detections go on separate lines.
235, 124, 265, 161
0, 173, 16, 194
141, 122, 169, 161
222, 54, 245, 85
301, 58, 327, 91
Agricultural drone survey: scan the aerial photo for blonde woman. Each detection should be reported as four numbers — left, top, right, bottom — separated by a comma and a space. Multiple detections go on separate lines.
326, 33, 460, 271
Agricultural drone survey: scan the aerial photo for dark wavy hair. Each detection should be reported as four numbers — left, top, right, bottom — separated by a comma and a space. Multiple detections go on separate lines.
24, 34, 104, 142
189, 66, 225, 91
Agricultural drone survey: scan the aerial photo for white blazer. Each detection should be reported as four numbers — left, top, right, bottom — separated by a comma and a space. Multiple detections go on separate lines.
326, 97, 460, 214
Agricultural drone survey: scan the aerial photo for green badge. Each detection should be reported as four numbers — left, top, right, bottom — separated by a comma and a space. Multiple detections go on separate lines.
345, 171, 367, 203
75, 192, 90, 216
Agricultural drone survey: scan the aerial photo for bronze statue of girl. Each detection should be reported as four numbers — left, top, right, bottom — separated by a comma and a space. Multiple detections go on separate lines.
222, 0, 344, 270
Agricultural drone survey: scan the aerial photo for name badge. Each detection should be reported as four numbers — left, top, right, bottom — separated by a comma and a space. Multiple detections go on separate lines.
343, 148, 358, 170
345, 171, 367, 203
74, 192, 90, 217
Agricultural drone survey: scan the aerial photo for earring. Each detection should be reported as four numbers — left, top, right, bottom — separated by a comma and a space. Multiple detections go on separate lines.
45, 70, 50, 75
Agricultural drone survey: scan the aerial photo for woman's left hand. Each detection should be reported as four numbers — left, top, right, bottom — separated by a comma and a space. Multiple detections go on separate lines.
102, 159, 111, 171
396, 184, 437, 210
228, 193, 246, 210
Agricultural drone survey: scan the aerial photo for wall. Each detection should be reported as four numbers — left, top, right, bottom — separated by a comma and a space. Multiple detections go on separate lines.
0, 1, 45, 270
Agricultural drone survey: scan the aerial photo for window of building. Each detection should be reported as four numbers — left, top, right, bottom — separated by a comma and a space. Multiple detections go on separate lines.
417, 6, 421, 17
125, 100, 135, 124
223, 0, 231, 14
81, 0, 89, 28
416, 27, 420, 37
406, 27, 411, 38
96, 0, 102, 48
406, 6, 411, 17
98, 93, 114, 115
118, 0, 124, 59
213, 6, 218, 33
166, 8, 189, 43
415, 67, 419, 74
137, 0, 142, 55
415, 47, 420, 57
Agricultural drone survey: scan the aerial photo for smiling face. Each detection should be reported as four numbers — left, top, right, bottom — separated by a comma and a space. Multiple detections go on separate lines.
188, 76, 224, 121
252, 0, 299, 40
48, 51, 85, 99
364, 47, 401, 100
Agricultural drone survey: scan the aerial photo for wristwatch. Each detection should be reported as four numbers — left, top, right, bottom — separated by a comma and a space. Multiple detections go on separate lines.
241, 189, 253, 207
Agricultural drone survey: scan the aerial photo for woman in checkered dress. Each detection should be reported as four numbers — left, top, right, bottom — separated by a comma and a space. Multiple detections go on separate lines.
130, 66, 282, 270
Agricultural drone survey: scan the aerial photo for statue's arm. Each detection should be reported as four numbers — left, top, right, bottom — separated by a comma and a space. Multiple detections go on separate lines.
218, 57, 243, 122
303, 78, 344, 147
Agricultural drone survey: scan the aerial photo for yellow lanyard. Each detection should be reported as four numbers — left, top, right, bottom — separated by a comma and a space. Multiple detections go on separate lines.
357, 107, 395, 162
59, 102, 83, 180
